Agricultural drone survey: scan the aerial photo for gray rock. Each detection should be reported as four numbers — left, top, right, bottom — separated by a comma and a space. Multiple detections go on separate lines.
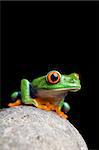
0, 106, 88, 150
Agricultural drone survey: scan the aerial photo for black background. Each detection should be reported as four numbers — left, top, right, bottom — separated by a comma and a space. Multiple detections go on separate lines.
1, 1, 98, 149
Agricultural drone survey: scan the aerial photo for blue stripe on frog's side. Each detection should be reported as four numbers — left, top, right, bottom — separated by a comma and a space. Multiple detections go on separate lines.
29, 84, 37, 98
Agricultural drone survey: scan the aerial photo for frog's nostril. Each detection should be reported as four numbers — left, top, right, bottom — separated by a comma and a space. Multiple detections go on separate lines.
70, 79, 75, 83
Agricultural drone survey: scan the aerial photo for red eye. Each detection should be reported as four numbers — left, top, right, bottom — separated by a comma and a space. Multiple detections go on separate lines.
46, 71, 61, 84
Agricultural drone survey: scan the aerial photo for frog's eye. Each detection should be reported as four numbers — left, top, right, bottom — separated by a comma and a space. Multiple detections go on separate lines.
46, 70, 61, 84
74, 73, 79, 79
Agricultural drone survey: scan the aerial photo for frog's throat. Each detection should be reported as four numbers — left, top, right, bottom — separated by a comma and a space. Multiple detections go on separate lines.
35, 88, 80, 101
36, 88, 80, 97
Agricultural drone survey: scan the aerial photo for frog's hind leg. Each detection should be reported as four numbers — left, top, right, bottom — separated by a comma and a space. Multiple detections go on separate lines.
8, 91, 22, 107
63, 102, 70, 113
55, 100, 68, 119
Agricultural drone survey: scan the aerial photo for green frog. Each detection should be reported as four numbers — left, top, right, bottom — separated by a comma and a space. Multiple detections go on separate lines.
8, 70, 81, 119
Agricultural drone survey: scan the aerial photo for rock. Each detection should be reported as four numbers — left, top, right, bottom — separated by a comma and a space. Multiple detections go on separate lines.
0, 106, 88, 150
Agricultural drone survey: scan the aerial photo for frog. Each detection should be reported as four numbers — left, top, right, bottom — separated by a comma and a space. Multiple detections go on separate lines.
8, 70, 81, 119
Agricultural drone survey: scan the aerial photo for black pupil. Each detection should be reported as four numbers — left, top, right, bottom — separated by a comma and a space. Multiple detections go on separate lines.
51, 73, 58, 82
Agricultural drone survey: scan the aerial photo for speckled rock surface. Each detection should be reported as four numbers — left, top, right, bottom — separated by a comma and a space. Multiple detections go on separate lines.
0, 106, 88, 150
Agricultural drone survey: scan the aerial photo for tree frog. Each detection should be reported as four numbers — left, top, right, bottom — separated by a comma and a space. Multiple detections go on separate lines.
8, 70, 81, 119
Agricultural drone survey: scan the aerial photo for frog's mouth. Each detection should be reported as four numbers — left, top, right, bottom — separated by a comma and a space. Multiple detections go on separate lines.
50, 87, 81, 92
45, 87, 81, 93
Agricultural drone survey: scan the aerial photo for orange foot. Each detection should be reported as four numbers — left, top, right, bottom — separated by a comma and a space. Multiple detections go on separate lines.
54, 106, 68, 119
37, 104, 68, 119
56, 111, 68, 119
34, 100, 55, 111
8, 99, 22, 107
37, 103, 53, 111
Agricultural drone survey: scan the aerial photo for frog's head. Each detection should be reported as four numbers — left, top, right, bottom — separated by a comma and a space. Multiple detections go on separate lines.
32, 70, 81, 92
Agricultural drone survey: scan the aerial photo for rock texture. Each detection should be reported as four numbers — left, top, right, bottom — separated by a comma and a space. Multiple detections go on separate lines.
0, 106, 88, 150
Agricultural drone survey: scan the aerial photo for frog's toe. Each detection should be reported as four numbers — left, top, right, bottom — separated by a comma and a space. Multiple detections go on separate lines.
8, 99, 21, 107
55, 108, 68, 119
31, 99, 37, 106
57, 111, 68, 119
37, 105, 50, 111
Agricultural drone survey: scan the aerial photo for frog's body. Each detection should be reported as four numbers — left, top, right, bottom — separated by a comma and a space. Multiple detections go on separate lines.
8, 70, 81, 119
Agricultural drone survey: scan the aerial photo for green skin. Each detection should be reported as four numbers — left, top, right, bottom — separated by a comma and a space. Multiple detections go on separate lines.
11, 70, 81, 113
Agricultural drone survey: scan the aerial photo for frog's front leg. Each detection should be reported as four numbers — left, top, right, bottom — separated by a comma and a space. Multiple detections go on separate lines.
55, 100, 70, 119
21, 79, 38, 107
